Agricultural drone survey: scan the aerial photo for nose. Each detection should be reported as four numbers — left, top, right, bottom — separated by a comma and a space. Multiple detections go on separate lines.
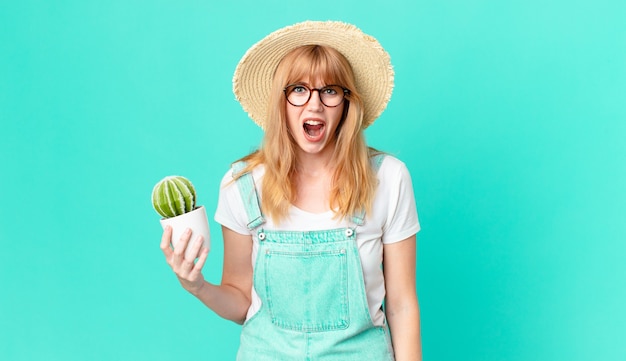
306, 89, 324, 111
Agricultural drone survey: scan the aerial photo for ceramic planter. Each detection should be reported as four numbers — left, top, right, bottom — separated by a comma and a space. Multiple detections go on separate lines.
160, 205, 211, 260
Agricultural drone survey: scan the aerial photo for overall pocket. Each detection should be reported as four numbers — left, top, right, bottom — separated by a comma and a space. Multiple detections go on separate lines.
263, 248, 349, 332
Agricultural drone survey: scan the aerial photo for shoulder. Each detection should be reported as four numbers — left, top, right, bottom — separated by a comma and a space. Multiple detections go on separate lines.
378, 154, 407, 170
219, 162, 266, 188
377, 155, 412, 182
217, 162, 266, 206
372, 155, 420, 241
215, 163, 265, 235
374, 154, 416, 208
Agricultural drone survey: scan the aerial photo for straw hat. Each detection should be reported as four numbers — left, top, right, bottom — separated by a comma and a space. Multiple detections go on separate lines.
232, 20, 394, 129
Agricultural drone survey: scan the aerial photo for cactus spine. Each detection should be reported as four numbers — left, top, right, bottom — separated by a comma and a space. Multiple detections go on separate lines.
152, 176, 197, 218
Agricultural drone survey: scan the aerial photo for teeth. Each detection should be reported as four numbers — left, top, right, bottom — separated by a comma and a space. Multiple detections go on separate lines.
304, 120, 323, 126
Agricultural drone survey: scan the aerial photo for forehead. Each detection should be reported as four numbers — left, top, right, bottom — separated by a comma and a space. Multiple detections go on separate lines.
287, 72, 342, 89
290, 77, 335, 87
284, 56, 344, 85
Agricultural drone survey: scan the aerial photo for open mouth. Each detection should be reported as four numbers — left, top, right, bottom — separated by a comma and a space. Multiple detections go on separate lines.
303, 120, 325, 138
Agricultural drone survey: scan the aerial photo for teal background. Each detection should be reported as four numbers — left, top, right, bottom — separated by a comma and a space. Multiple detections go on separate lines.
1, 0, 624, 360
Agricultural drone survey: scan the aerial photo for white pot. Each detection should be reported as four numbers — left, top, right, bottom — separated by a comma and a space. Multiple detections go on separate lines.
160, 206, 211, 260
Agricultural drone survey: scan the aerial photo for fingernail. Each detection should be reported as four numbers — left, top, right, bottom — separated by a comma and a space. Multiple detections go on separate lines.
185, 228, 191, 235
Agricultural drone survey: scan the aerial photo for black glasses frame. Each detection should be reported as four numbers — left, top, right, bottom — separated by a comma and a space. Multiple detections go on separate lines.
283, 83, 350, 107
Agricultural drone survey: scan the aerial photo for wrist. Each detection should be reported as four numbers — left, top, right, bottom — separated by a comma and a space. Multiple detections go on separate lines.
189, 280, 208, 297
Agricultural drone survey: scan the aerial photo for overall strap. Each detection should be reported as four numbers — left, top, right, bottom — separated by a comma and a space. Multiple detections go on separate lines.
232, 161, 266, 230
351, 153, 386, 225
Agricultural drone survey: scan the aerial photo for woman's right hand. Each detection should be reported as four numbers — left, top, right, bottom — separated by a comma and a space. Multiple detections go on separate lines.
160, 225, 210, 296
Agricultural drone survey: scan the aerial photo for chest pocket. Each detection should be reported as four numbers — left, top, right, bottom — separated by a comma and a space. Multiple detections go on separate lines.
258, 230, 352, 332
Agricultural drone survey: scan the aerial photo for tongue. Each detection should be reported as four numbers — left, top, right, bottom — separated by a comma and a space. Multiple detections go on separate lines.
304, 124, 323, 136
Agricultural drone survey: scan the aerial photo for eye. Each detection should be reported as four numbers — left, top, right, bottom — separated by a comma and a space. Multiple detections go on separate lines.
321, 87, 338, 95
292, 85, 308, 94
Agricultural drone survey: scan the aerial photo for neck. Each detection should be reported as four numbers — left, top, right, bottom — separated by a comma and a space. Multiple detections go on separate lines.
294, 145, 336, 176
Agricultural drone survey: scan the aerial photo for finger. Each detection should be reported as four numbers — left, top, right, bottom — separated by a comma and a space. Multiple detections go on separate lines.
178, 260, 195, 277
160, 225, 174, 259
179, 236, 204, 277
189, 247, 209, 279
172, 228, 192, 263
184, 235, 204, 263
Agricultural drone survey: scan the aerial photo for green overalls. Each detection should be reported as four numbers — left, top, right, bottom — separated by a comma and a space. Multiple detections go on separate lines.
232, 155, 394, 361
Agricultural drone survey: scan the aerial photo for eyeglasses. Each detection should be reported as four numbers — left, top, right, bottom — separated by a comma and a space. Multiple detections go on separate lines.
283, 84, 350, 107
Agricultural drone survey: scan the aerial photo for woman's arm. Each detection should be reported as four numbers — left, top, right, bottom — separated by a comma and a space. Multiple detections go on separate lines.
383, 234, 422, 361
160, 225, 253, 324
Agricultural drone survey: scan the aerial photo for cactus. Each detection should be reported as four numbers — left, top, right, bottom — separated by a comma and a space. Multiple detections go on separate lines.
151, 176, 197, 218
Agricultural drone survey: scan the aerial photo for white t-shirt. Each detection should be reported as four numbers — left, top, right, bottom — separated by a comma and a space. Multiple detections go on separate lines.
214, 155, 420, 326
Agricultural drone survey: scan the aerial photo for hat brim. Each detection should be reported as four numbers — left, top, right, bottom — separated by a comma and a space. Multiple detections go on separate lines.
233, 20, 394, 129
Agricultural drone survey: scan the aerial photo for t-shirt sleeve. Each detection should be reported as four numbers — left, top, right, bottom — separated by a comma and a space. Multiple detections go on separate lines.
380, 158, 420, 244
214, 168, 251, 236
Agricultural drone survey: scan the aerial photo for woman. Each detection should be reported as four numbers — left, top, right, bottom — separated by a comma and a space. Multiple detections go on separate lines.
161, 21, 421, 360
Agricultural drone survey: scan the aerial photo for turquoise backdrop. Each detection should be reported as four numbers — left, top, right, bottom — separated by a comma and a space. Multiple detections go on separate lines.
1, 0, 625, 360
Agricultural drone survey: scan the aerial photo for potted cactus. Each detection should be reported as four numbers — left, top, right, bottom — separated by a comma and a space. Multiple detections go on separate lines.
152, 176, 210, 259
